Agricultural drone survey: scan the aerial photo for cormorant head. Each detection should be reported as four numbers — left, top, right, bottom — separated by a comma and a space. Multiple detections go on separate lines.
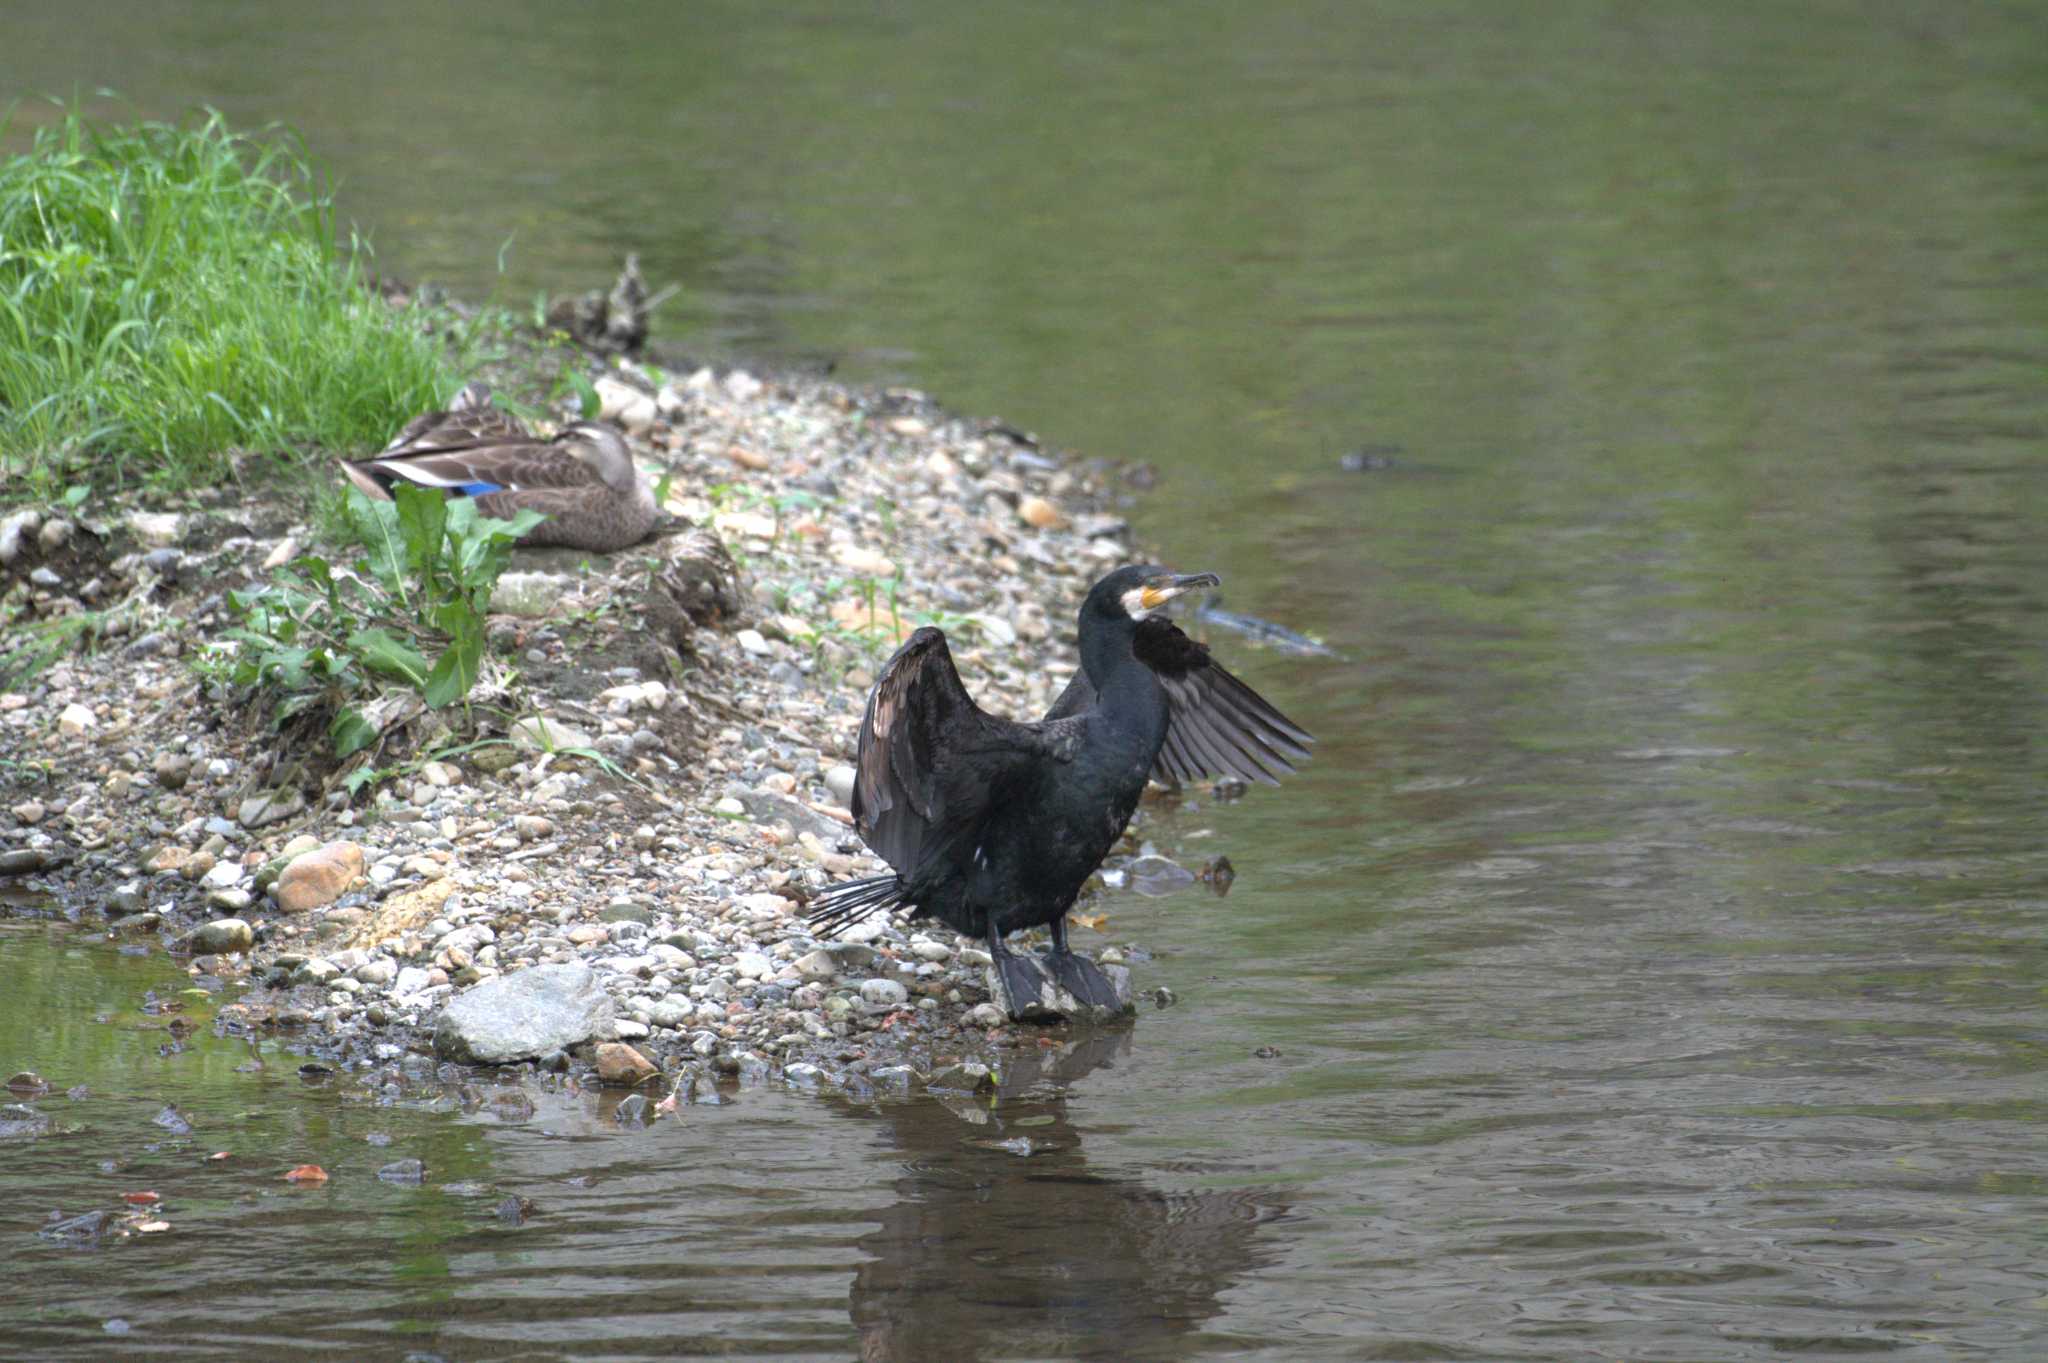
1084, 564, 1222, 624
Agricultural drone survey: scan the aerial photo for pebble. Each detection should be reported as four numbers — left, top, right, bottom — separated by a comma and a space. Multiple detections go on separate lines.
275, 842, 365, 913
238, 789, 305, 828
151, 749, 192, 789
57, 703, 96, 736
1017, 495, 1064, 529
127, 511, 181, 547
0, 510, 38, 564
295, 959, 341, 986
595, 376, 658, 432
186, 918, 254, 954
491, 572, 572, 618
200, 860, 245, 890
833, 543, 896, 577
859, 978, 909, 1007
279, 833, 321, 860
595, 1041, 660, 1086
511, 716, 593, 752
792, 950, 838, 983
735, 629, 771, 656
646, 998, 692, 1028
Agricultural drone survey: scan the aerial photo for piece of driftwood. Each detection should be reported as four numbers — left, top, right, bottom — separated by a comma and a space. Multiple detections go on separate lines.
546, 254, 651, 355
643, 524, 747, 653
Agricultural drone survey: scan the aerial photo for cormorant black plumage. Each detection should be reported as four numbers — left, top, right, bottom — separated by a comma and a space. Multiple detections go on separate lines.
806, 565, 1313, 1016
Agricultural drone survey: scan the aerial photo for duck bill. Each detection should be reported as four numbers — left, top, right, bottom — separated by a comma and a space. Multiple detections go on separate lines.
1140, 571, 1221, 611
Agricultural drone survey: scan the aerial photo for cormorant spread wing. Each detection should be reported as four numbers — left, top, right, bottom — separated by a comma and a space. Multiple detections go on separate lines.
855, 626, 1081, 876
1046, 616, 1313, 787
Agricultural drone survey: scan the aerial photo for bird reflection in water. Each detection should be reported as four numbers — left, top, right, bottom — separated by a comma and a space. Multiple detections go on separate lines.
833, 1031, 1289, 1362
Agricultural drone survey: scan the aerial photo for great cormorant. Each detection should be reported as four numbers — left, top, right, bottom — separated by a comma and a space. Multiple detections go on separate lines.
806, 565, 1313, 1018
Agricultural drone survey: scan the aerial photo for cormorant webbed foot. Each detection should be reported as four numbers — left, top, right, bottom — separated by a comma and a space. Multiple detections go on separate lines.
1044, 949, 1131, 1014
988, 941, 1066, 1023
1040, 915, 1133, 1018
985, 929, 1127, 1023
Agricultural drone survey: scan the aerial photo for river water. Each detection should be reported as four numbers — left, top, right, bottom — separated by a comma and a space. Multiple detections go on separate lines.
5, 3, 2048, 1359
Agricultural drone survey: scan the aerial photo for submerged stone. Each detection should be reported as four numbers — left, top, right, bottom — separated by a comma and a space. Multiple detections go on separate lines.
0, 1103, 51, 1139
38, 1209, 109, 1244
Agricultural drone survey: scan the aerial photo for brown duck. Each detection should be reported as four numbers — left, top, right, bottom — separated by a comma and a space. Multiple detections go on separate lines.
339, 385, 661, 551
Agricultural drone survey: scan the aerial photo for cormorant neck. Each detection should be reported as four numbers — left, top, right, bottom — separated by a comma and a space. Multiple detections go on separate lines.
1077, 611, 1164, 733
1078, 610, 1140, 689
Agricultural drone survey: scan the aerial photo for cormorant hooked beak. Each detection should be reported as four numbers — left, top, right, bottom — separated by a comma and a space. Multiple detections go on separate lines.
1137, 570, 1221, 614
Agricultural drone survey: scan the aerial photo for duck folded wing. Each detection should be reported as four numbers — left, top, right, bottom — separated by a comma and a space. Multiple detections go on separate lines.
1046, 617, 1314, 788
382, 383, 528, 453
855, 626, 1078, 876
340, 439, 605, 500
469, 483, 645, 550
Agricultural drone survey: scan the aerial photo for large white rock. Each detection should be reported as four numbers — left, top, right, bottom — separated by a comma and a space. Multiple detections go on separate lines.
433, 963, 616, 1064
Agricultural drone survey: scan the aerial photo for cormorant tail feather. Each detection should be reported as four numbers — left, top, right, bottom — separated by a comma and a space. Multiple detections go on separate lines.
806, 874, 907, 937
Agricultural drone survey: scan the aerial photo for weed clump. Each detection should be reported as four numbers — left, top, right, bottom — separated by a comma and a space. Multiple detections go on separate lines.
203, 485, 540, 783
0, 104, 460, 493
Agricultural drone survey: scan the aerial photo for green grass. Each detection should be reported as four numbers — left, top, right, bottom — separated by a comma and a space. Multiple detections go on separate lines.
0, 103, 465, 494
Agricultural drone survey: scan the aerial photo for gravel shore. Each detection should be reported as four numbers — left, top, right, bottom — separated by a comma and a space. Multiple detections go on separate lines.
0, 363, 1219, 1102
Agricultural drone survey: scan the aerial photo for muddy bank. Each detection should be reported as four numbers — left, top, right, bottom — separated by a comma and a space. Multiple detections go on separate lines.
0, 360, 1233, 1102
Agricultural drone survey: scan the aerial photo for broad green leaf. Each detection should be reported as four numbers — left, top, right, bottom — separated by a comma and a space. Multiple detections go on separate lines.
422, 645, 473, 708
422, 601, 485, 707
329, 706, 377, 757
259, 646, 311, 689
347, 627, 430, 684
293, 553, 334, 592
390, 482, 448, 583
346, 487, 408, 594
